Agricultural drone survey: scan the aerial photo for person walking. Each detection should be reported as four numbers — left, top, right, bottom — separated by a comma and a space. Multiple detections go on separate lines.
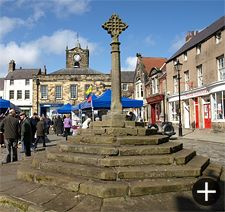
0, 109, 19, 164
34, 117, 46, 149
63, 114, 72, 141
55, 115, 64, 136
29, 112, 39, 145
0, 113, 5, 148
20, 112, 32, 157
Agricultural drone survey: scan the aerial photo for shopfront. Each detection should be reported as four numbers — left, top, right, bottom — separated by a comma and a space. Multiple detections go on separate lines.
146, 94, 164, 124
40, 103, 64, 117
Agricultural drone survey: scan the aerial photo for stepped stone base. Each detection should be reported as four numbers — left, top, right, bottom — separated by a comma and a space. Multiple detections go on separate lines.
15, 116, 224, 200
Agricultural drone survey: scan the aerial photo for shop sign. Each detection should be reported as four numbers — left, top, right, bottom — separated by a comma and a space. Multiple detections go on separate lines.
182, 89, 209, 99
147, 94, 164, 104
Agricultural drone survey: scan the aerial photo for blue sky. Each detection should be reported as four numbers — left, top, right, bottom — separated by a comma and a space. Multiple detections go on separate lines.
0, 0, 224, 77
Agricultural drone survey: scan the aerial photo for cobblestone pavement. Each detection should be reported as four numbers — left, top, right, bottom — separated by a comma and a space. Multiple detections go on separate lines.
177, 138, 225, 167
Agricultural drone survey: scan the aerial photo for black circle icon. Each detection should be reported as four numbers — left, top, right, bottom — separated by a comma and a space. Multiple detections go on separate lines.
192, 177, 220, 206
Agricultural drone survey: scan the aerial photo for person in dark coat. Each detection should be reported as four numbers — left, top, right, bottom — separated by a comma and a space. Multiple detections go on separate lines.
20, 112, 32, 157
29, 112, 39, 144
0, 114, 5, 147
34, 117, 46, 149
0, 109, 19, 163
55, 115, 64, 136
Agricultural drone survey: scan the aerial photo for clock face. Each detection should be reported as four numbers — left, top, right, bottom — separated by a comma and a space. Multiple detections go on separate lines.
74, 54, 81, 62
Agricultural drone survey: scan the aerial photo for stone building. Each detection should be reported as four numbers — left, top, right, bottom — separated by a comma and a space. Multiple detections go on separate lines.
3, 60, 40, 116
166, 16, 225, 132
33, 42, 134, 116
133, 54, 167, 123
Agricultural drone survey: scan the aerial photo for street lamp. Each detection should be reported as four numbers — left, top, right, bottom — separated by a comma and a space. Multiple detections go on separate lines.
174, 59, 183, 136
34, 75, 40, 115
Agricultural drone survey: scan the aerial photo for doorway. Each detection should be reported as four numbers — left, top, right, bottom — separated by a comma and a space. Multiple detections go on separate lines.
204, 103, 211, 128
183, 101, 190, 128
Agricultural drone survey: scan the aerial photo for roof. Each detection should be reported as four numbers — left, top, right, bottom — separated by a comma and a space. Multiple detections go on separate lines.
141, 57, 167, 74
49, 68, 105, 75
121, 71, 135, 83
0, 78, 4, 90
168, 15, 225, 62
5, 69, 40, 80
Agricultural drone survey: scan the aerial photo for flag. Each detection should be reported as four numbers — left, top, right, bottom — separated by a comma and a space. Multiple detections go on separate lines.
85, 85, 93, 96
87, 95, 92, 102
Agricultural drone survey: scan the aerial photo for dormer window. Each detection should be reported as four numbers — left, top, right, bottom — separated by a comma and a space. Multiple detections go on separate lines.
215, 31, 222, 44
10, 79, 14, 85
196, 44, 201, 55
183, 52, 187, 61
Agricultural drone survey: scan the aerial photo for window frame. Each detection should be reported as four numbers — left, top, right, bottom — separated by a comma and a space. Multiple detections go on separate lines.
183, 52, 187, 61
196, 44, 201, 55
10, 79, 14, 85
40, 85, 48, 99
184, 70, 190, 91
197, 65, 203, 87
217, 55, 225, 81
25, 90, 30, 100
215, 31, 222, 44
9, 90, 14, 99
55, 85, 62, 99
122, 83, 128, 91
70, 84, 77, 99
17, 90, 22, 100
25, 79, 30, 85
173, 76, 178, 94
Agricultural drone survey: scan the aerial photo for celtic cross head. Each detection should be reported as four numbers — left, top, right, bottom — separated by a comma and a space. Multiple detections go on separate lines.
102, 14, 128, 40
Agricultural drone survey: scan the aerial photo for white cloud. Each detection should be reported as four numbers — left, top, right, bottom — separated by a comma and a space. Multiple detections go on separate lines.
144, 35, 155, 46
52, 0, 90, 17
169, 34, 185, 52
121, 56, 137, 72
0, 29, 97, 77
0, 16, 25, 40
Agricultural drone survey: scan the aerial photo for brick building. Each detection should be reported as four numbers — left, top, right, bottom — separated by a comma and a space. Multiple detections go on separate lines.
166, 16, 225, 132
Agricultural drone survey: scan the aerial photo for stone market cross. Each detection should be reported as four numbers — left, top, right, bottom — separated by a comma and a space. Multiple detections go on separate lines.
102, 14, 128, 115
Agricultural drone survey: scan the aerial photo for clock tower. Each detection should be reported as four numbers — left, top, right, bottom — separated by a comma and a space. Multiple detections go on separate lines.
66, 40, 89, 69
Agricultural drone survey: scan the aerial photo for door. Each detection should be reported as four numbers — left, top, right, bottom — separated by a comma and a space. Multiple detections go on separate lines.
183, 101, 190, 128
204, 103, 211, 128
195, 98, 199, 128
151, 104, 156, 124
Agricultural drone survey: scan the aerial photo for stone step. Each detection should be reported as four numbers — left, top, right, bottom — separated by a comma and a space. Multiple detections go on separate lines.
116, 135, 169, 145
36, 160, 117, 181
47, 149, 175, 166
59, 141, 182, 156
118, 142, 183, 156
17, 164, 86, 192
202, 162, 223, 180
173, 149, 196, 165
186, 155, 210, 173
17, 164, 196, 198
115, 164, 201, 180
32, 155, 202, 181
59, 143, 119, 156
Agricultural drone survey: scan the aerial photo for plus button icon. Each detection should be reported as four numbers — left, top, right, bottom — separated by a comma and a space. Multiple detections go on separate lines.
197, 182, 216, 201
192, 177, 221, 206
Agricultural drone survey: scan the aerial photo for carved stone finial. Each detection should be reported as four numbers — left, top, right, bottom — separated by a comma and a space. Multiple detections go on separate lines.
102, 14, 128, 40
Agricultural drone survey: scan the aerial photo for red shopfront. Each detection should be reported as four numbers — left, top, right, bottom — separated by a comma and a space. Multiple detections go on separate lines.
146, 94, 165, 124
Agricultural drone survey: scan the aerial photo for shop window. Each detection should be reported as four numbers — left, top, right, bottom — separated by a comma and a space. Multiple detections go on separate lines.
217, 55, 225, 80
212, 91, 225, 120
170, 101, 179, 121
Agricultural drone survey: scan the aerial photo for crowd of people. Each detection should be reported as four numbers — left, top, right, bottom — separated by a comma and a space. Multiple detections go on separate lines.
0, 109, 72, 165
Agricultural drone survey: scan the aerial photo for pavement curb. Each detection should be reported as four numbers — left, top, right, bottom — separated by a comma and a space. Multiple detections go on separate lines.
0, 194, 47, 212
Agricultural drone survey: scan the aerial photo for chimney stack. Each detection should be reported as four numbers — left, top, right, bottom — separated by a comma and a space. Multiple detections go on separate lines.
185, 31, 199, 42
8, 60, 15, 72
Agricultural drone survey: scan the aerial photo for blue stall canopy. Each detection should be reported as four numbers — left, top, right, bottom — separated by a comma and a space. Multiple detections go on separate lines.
0, 98, 10, 109
57, 103, 74, 114
80, 94, 98, 110
87, 89, 143, 109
